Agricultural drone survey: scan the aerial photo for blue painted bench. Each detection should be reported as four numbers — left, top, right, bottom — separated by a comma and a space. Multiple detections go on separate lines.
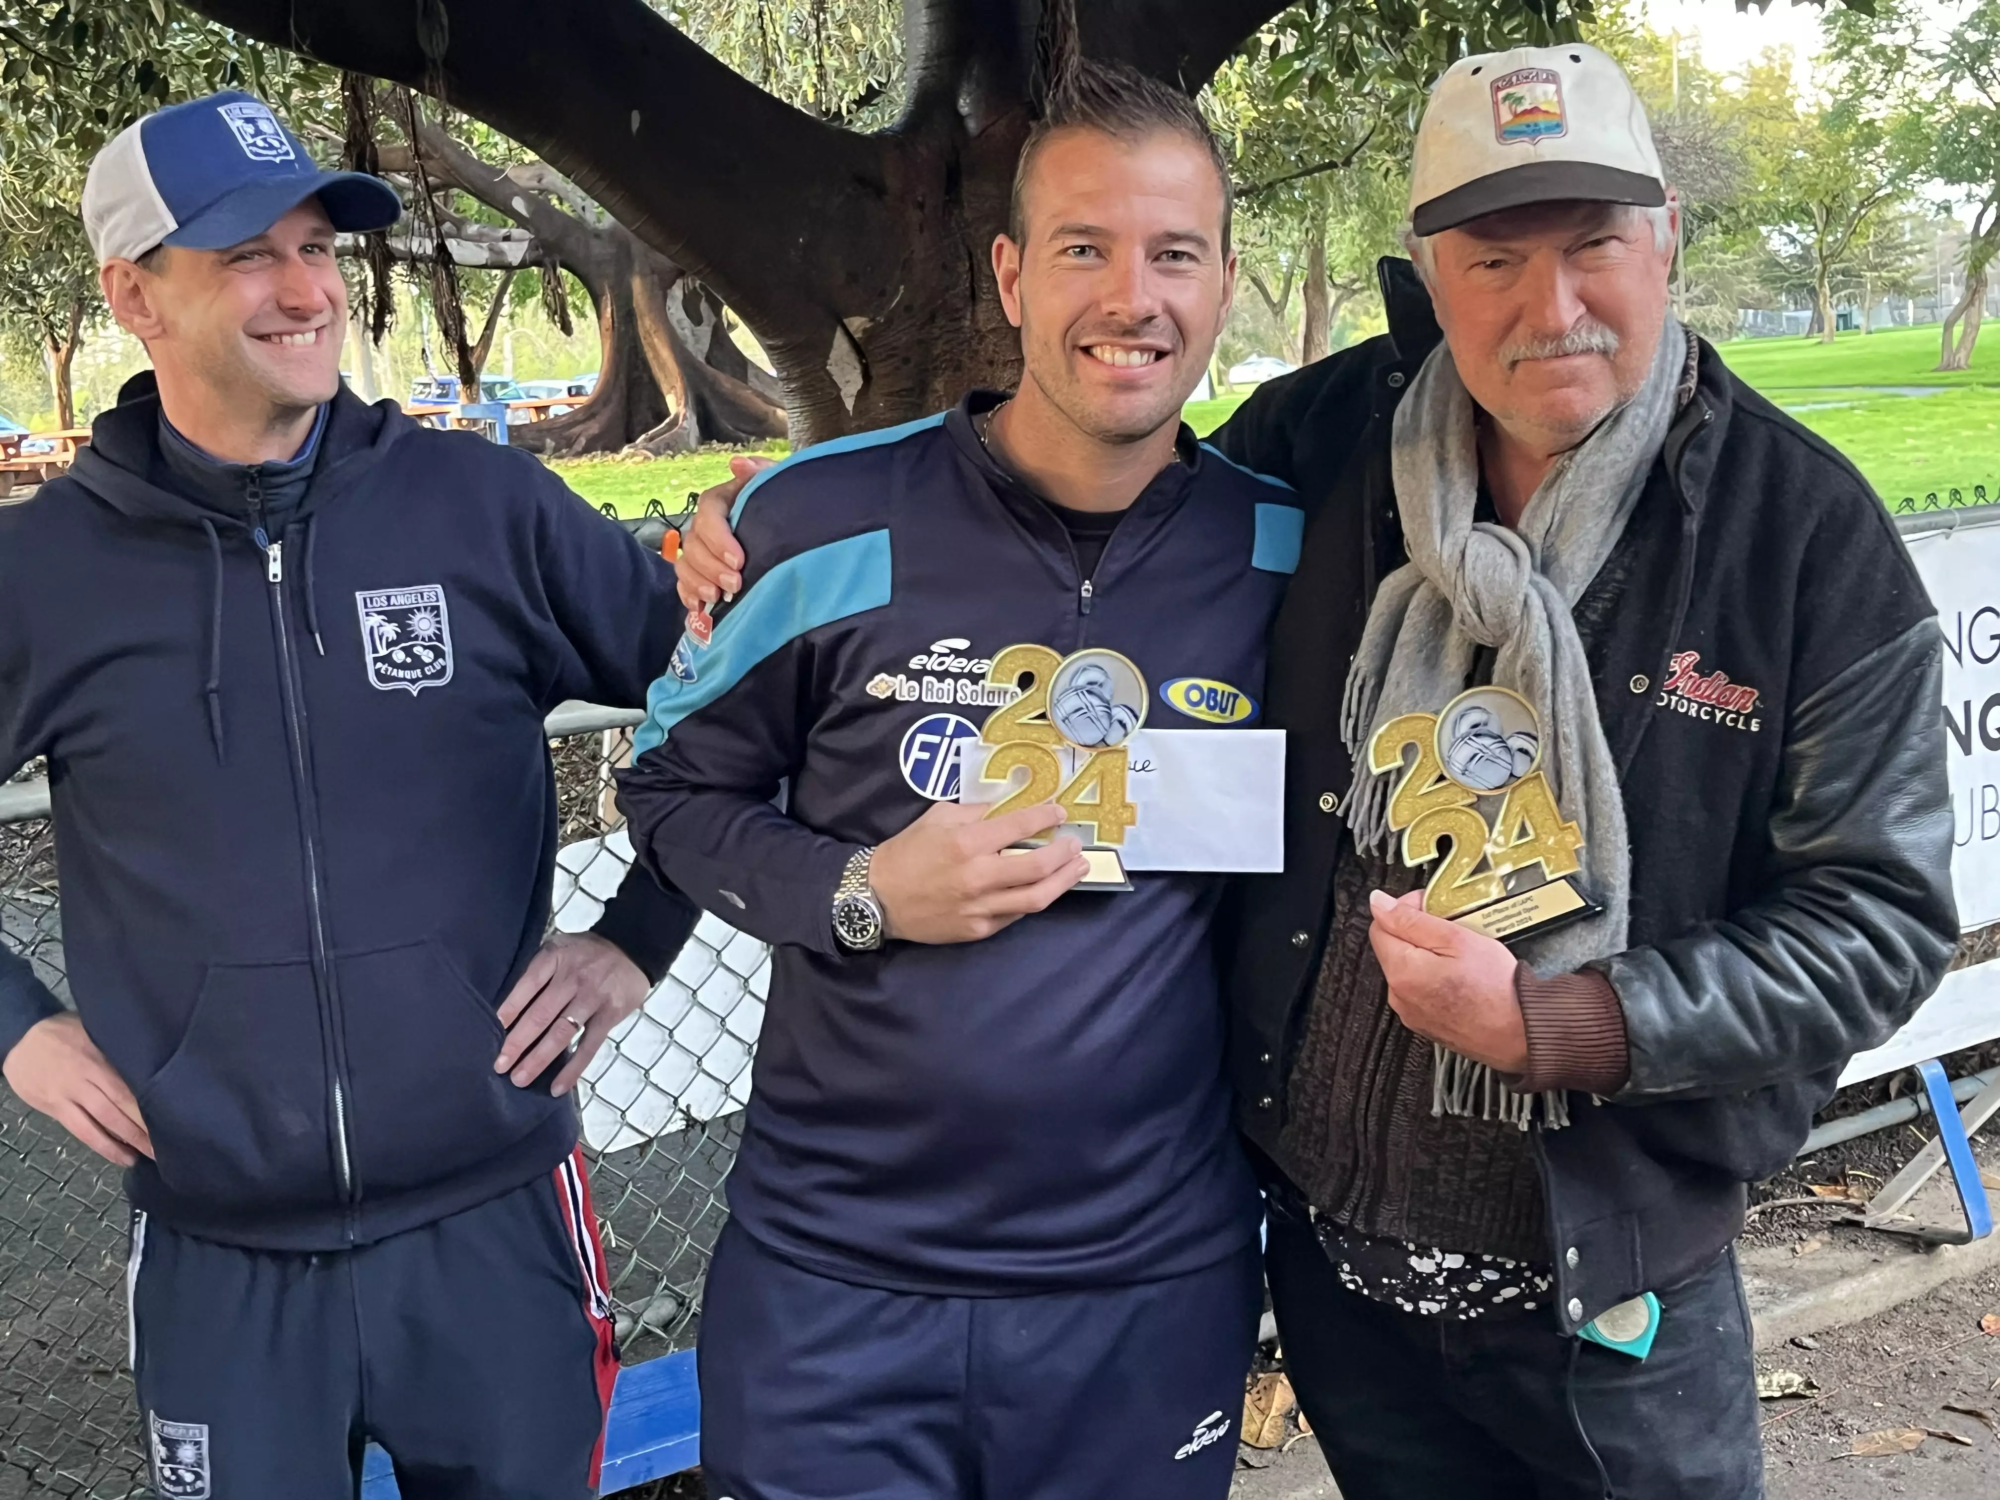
360, 1348, 699, 1496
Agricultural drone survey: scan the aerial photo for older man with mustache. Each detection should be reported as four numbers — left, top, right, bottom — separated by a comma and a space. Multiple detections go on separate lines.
674, 43, 1956, 1499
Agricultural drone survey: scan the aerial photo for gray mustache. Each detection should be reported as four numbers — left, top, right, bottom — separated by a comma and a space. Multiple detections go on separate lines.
1502, 322, 1620, 369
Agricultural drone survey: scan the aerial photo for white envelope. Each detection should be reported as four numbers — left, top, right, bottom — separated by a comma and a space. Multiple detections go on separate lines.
957, 729, 1286, 872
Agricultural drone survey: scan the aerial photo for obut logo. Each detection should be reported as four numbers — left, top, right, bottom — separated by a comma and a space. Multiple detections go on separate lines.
1161, 677, 1258, 725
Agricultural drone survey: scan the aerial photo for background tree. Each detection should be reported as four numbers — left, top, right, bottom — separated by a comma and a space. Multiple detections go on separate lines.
179, 0, 1597, 444
1839, 208, 1927, 333
355, 94, 787, 453
1726, 49, 1905, 344
1910, 1, 2000, 369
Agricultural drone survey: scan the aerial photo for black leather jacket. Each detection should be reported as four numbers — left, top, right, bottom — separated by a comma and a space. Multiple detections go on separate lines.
1212, 260, 1958, 1331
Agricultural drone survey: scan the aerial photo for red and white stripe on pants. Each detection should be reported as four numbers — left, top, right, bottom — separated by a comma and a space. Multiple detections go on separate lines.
551, 1147, 620, 1488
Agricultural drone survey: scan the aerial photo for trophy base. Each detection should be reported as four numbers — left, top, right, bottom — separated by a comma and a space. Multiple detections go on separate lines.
1452, 877, 1599, 944
1003, 845, 1133, 891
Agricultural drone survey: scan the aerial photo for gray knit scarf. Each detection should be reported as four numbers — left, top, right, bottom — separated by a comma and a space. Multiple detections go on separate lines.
1341, 315, 1688, 1128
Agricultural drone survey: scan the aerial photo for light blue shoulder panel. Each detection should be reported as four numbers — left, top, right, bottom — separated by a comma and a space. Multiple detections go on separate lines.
731, 411, 950, 523
633, 528, 893, 756
1252, 503, 1304, 575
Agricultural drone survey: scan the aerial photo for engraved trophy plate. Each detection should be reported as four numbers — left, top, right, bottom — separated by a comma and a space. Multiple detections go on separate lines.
977, 644, 1145, 890
1367, 686, 1600, 943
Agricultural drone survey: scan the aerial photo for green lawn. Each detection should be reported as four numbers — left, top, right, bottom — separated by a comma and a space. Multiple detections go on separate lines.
552, 329, 2000, 517
555, 398, 1251, 516
1776, 387, 2000, 504
1712, 323, 1995, 392
550, 442, 787, 517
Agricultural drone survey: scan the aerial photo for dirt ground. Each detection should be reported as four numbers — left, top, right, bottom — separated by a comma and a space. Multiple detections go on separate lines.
1760, 1264, 2000, 1498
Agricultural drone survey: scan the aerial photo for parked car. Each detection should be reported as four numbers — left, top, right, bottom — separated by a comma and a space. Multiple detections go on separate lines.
1226, 354, 1297, 387
407, 376, 534, 422
566, 372, 599, 397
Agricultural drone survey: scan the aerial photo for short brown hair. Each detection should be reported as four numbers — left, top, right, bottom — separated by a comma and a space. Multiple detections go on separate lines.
1008, 57, 1233, 254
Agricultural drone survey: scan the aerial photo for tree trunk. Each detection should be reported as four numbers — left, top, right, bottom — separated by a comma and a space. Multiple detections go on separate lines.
1859, 273, 1874, 335
504, 229, 785, 458
374, 118, 787, 455
347, 310, 380, 400
1939, 268, 1988, 372
184, 0, 1293, 445
45, 299, 83, 429
1300, 209, 1331, 366
466, 269, 518, 383
1814, 264, 1836, 345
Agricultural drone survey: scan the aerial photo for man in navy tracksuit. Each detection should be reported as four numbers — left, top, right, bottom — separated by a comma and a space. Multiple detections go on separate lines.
0, 95, 697, 1496
617, 62, 1297, 1498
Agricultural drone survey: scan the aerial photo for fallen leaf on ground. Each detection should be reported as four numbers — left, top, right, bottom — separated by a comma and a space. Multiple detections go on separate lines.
1846, 1428, 1928, 1458
1296, 1410, 1313, 1437
1946, 1404, 1999, 1434
1757, 1369, 1818, 1400
1982, 1314, 2000, 1336
1808, 1182, 1850, 1198
1925, 1428, 1977, 1448
1241, 1372, 1296, 1449
1793, 1237, 1825, 1257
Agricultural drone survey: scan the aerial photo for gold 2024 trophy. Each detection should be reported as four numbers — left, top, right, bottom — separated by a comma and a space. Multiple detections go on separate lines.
976, 644, 1147, 890
1367, 686, 1597, 942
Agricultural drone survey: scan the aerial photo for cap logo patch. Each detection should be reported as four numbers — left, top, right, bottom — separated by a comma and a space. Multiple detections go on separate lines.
217, 101, 295, 163
1491, 68, 1567, 144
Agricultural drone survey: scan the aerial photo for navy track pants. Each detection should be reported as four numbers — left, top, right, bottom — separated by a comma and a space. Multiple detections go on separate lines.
128, 1147, 620, 1500
697, 1220, 1263, 1500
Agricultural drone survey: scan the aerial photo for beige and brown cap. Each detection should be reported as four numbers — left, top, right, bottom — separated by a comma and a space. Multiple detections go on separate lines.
1408, 43, 1665, 238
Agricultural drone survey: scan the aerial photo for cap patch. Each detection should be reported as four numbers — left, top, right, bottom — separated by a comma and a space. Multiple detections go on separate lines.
216, 101, 296, 164
1491, 68, 1566, 144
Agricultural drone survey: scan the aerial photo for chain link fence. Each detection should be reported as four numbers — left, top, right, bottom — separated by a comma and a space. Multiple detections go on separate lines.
0, 715, 764, 1497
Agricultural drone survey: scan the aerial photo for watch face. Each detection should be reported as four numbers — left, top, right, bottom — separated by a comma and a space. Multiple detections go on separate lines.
833, 895, 882, 949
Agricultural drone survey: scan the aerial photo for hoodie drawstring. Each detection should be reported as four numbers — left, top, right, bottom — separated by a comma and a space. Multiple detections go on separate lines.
302, 515, 325, 656
199, 519, 227, 763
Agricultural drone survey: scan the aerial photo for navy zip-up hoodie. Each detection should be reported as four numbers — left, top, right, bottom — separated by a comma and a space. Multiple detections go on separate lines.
617, 395, 1302, 1293
0, 385, 695, 1250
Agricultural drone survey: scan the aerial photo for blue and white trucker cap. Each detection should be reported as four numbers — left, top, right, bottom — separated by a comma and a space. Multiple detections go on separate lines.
82, 91, 401, 265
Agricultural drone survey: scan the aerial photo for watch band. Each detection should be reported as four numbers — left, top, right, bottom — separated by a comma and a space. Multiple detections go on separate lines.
835, 847, 875, 903
831, 847, 884, 951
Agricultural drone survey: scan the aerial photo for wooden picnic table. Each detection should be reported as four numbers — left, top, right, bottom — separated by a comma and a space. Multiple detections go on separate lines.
0, 428, 89, 497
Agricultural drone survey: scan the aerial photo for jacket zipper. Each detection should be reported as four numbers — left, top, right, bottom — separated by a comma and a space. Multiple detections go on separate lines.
255, 519, 358, 1219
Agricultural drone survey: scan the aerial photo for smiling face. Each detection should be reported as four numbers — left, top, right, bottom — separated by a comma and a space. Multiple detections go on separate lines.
1422, 198, 1675, 453
993, 126, 1235, 445
103, 198, 346, 441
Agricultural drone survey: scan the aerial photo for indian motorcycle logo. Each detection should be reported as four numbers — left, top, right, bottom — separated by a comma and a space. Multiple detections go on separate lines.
1655, 650, 1763, 733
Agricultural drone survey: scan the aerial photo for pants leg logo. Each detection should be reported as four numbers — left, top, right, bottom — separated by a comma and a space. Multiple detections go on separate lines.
149, 1413, 210, 1499
1174, 1409, 1232, 1461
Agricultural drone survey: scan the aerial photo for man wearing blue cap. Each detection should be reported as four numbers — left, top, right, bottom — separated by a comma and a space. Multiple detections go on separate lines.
0, 92, 700, 1497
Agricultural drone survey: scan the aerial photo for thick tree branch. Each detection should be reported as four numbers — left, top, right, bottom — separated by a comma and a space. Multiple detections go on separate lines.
338, 231, 547, 269
1081, 0, 1291, 91
182, 0, 901, 335
1246, 264, 1293, 321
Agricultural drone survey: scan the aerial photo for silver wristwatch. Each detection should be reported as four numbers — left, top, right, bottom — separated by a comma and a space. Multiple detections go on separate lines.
831, 847, 885, 951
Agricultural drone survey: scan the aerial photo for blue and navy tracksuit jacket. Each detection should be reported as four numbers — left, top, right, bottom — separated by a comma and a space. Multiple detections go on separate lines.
617, 393, 1303, 1294
0, 384, 695, 1252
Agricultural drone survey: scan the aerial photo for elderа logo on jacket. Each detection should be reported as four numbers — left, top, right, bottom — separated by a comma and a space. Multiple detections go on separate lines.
1654, 650, 1762, 733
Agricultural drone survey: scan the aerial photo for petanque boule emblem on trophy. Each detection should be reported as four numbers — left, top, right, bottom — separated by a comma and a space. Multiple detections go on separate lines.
1368, 686, 1597, 942
977, 644, 1146, 890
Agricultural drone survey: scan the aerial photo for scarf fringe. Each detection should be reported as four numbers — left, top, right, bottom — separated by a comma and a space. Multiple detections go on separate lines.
1430, 1043, 1571, 1131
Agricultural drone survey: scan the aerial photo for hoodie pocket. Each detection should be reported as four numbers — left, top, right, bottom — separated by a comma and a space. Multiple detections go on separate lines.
335, 939, 560, 1195
138, 960, 336, 1214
